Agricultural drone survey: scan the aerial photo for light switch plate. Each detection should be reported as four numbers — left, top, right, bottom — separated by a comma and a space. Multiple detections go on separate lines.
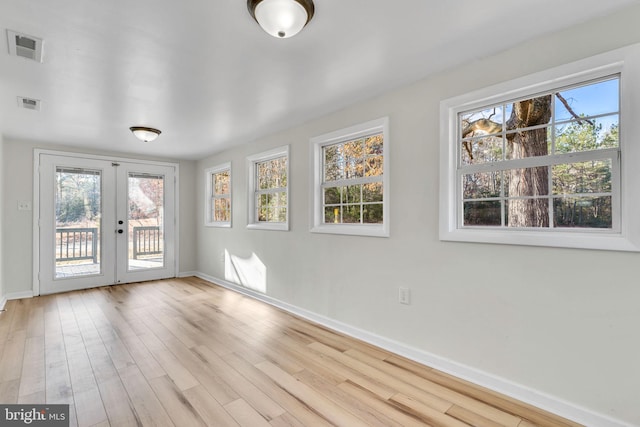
18, 200, 32, 211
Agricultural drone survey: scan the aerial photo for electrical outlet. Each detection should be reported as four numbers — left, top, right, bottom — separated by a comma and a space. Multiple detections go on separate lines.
398, 287, 411, 305
17, 200, 32, 211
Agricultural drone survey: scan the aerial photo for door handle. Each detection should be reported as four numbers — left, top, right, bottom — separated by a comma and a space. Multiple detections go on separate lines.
117, 229, 124, 234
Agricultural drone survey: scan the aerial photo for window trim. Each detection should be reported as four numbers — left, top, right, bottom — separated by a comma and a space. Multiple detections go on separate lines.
247, 145, 290, 231
440, 43, 640, 251
204, 162, 232, 228
310, 117, 390, 237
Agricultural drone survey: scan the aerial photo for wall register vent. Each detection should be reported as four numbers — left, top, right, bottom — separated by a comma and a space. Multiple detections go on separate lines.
17, 96, 41, 111
7, 30, 43, 62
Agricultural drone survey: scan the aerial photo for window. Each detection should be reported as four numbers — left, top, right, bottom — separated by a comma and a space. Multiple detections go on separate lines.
311, 117, 389, 237
460, 77, 619, 229
205, 163, 231, 227
247, 146, 289, 231
440, 44, 640, 251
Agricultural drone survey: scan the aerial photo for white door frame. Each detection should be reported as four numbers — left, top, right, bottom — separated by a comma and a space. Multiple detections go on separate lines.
33, 149, 180, 296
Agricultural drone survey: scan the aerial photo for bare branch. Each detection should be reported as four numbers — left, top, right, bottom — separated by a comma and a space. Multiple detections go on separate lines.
461, 118, 502, 161
555, 93, 595, 126
461, 118, 502, 139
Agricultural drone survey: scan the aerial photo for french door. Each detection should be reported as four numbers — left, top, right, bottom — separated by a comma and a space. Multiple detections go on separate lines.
37, 152, 176, 295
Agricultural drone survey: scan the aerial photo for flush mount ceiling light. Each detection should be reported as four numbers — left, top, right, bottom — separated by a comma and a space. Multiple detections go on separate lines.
247, 0, 314, 39
130, 126, 161, 142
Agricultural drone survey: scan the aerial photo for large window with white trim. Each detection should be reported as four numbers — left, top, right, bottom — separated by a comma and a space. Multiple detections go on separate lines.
205, 162, 231, 227
311, 117, 389, 237
440, 44, 640, 251
247, 146, 289, 231
460, 76, 619, 230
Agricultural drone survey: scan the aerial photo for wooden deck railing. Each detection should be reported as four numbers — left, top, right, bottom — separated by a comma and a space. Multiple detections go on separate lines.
133, 226, 162, 259
56, 227, 98, 263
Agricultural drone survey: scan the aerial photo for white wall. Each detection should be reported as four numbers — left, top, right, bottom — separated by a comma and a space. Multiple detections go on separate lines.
178, 155, 197, 273
196, 6, 640, 426
3, 140, 35, 297
0, 139, 198, 296
0, 133, 5, 305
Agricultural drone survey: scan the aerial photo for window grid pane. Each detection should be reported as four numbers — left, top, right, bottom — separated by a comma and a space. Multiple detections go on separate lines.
255, 156, 287, 223
322, 133, 384, 225
458, 76, 619, 230
208, 166, 231, 224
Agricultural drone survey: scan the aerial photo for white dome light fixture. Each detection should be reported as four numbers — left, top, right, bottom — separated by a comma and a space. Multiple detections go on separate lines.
248, 0, 315, 39
130, 126, 161, 143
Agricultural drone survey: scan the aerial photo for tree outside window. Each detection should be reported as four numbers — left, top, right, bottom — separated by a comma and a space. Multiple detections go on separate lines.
459, 77, 619, 229
247, 146, 289, 231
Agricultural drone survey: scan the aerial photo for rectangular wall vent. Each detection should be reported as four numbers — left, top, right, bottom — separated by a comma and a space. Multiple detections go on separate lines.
17, 96, 41, 111
7, 30, 43, 62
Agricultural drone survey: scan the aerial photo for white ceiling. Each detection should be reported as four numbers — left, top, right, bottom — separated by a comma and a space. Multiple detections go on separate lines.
1, 0, 636, 160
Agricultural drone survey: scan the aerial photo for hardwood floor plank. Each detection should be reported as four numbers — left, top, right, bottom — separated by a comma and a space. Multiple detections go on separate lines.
311, 342, 454, 413
118, 364, 174, 426
277, 333, 396, 398
70, 295, 140, 427
256, 360, 371, 427
135, 321, 200, 391
148, 375, 207, 426
183, 385, 241, 427
26, 305, 45, 338
158, 334, 240, 405
336, 380, 427, 427
57, 295, 109, 427
8, 299, 29, 334
193, 345, 286, 421
145, 308, 200, 349
390, 393, 470, 427
226, 322, 305, 375
268, 412, 307, 427
0, 278, 583, 427
222, 352, 333, 427
96, 376, 140, 427
0, 329, 26, 382
446, 404, 505, 427
0, 379, 20, 404
44, 313, 73, 405
18, 336, 45, 399
0, 300, 18, 344
293, 368, 406, 427
347, 346, 522, 426
17, 391, 46, 404
385, 355, 581, 427
224, 398, 272, 427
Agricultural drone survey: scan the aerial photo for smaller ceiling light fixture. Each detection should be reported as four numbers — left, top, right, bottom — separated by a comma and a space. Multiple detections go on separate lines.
248, 0, 314, 39
130, 126, 161, 142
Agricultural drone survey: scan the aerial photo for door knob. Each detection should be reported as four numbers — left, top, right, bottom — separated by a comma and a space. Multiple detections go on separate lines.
117, 229, 124, 234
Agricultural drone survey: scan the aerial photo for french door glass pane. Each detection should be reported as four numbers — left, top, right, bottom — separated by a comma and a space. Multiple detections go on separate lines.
55, 168, 101, 278
128, 173, 164, 271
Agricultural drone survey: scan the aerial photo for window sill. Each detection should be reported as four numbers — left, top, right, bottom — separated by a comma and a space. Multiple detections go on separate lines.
311, 223, 389, 238
439, 227, 640, 252
247, 222, 289, 232
205, 222, 231, 228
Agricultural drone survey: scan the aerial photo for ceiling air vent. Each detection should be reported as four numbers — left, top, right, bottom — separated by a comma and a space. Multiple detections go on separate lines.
17, 96, 41, 111
7, 30, 43, 62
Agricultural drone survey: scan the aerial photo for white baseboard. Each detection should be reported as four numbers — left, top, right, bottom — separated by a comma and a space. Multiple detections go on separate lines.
0, 296, 6, 311
192, 271, 633, 427
177, 271, 199, 278
6, 290, 34, 301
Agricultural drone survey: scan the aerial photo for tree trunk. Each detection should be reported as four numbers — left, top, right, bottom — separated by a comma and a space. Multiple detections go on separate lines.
506, 95, 552, 227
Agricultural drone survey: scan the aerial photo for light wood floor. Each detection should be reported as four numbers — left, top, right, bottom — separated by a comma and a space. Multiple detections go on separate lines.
0, 277, 581, 427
